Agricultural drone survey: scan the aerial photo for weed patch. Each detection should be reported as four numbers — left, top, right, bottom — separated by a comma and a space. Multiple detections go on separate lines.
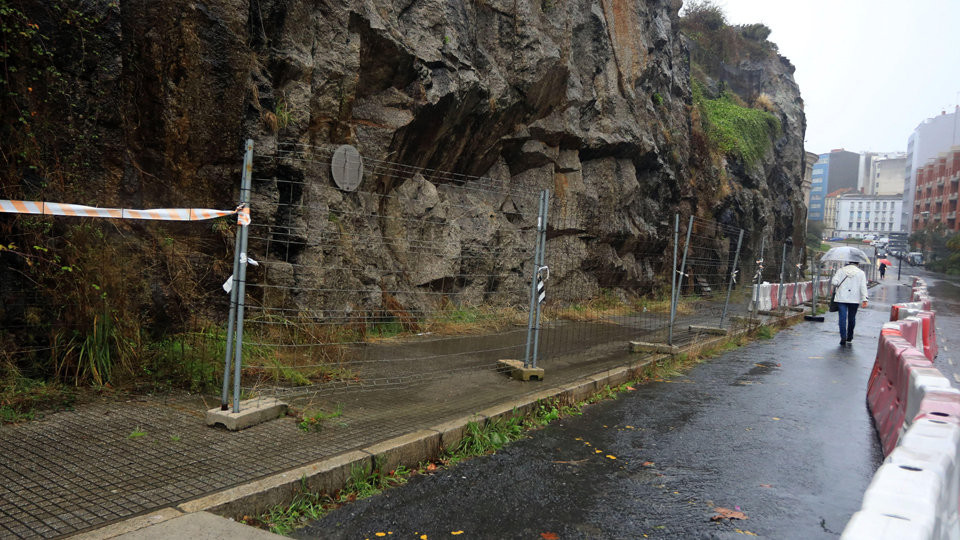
295, 403, 345, 433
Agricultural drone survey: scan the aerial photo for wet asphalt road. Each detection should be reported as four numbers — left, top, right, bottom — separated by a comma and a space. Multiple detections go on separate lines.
294, 277, 936, 539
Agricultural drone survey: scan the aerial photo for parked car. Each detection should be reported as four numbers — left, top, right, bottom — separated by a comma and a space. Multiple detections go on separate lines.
908, 252, 923, 266
828, 236, 844, 242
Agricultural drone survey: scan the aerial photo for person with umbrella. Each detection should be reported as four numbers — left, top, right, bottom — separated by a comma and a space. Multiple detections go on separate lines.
878, 258, 890, 279
823, 246, 870, 346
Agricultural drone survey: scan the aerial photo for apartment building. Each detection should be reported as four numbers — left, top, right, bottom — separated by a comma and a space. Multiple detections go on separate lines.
912, 146, 960, 231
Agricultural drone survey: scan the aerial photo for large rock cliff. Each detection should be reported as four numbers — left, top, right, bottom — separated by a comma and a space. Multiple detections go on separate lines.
1, 0, 806, 325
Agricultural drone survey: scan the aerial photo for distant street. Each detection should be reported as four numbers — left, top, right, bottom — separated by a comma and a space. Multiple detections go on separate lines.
294, 274, 952, 539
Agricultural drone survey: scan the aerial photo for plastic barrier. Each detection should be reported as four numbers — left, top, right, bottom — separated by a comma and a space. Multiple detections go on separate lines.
848, 277, 960, 539
785, 283, 796, 306
893, 302, 930, 321
770, 283, 779, 310
919, 311, 939, 360
847, 419, 960, 539
750, 283, 773, 312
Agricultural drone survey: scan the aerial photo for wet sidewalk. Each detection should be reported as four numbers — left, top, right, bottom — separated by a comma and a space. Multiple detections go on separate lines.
0, 296, 853, 539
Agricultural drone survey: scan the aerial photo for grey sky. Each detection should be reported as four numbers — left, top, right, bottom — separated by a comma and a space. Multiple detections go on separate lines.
711, 0, 960, 155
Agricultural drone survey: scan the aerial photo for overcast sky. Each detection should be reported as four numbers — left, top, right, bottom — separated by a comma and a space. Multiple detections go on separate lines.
710, 0, 960, 155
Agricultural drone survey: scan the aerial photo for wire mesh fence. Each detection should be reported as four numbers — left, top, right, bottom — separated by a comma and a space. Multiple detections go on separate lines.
235, 142, 545, 400
226, 142, 801, 406
2, 140, 824, 414
0, 215, 237, 391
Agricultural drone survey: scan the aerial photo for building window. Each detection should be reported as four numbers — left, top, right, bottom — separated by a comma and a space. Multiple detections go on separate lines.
849, 222, 853, 228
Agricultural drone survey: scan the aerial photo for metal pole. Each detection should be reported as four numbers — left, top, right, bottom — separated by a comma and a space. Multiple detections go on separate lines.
811, 252, 820, 315
668, 214, 679, 345
531, 189, 550, 368
672, 215, 694, 340
777, 243, 787, 312
220, 154, 246, 410
719, 229, 744, 326
752, 237, 765, 322
232, 140, 253, 413
523, 191, 547, 367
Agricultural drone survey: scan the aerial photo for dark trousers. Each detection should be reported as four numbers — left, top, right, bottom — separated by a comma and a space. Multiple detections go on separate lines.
838, 302, 859, 341
880, 267, 886, 278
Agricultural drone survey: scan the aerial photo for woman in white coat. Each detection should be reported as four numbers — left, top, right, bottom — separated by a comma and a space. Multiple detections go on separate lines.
831, 261, 869, 346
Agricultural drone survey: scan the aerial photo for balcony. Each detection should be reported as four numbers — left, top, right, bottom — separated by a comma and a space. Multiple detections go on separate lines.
939, 178, 945, 187
952, 172, 959, 183
950, 212, 957, 220
951, 193, 958, 201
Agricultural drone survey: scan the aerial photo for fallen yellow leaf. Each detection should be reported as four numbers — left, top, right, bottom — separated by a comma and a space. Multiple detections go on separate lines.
574, 437, 583, 441
771, 417, 780, 421
595, 449, 602, 454
421, 535, 428, 540
606, 455, 617, 460
625, 425, 635, 429
452, 532, 464, 536
376, 534, 386, 538
735, 530, 758, 536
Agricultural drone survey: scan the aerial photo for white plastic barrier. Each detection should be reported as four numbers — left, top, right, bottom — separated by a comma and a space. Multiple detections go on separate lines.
749, 283, 773, 311
843, 510, 933, 539
846, 277, 960, 540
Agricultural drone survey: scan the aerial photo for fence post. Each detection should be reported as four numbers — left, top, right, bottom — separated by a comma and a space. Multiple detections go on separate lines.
719, 229, 744, 327
523, 190, 547, 368
777, 243, 787, 311
811, 252, 820, 315
669, 214, 679, 345
530, 189, 550, 368
220, 147, 249, 410
671, 215, 694, 343
752, 237, 765, 323
231, 139, 254, 413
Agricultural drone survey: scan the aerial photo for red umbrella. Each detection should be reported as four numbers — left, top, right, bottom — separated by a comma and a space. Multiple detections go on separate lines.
878, 258, 892, 266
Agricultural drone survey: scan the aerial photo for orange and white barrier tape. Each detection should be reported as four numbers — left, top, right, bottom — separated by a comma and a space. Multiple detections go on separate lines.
0, 199, 250, 226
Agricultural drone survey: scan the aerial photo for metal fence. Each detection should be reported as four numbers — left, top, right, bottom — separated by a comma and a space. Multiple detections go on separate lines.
216, 142, 812, 410
0, 141, 816, 414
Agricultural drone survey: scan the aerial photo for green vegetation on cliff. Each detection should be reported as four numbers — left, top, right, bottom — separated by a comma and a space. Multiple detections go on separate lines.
693, 82, 781, 167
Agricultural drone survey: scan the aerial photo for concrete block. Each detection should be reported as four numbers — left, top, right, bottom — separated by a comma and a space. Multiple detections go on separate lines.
688, 325, 728, 335
113, 511, 284, 539
364, 430, 441, 473
629, 341, 679, 354
496, 359, 545, 381
179, 450, 371, 519
205, 398, 287, 431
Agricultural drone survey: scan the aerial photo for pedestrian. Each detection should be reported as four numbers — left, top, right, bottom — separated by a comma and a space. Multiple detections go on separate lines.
831, 261, 869, 346
879, 261, 887, 279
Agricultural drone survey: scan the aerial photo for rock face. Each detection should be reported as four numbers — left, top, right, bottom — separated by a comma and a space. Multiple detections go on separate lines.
1, 0, 806, 319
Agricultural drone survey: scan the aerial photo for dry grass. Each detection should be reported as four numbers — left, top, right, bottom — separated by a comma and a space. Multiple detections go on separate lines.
753, 93, 776, 112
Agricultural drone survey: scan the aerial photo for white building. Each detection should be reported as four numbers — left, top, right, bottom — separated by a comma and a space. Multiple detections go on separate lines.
869, 152, 907, 196
904, 107, 960, 232
834, 194, 903, 239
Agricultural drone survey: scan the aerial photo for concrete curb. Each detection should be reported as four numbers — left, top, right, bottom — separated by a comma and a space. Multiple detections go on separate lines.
67, 508, 184, 539
85, 312, 803, 533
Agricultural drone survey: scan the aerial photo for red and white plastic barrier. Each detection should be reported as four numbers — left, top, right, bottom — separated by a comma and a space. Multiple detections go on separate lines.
749, 281, 820, 311
845, 278, 958, 539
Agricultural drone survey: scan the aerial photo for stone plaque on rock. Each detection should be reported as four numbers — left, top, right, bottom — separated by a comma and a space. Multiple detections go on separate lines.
331, 144, 363, 192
